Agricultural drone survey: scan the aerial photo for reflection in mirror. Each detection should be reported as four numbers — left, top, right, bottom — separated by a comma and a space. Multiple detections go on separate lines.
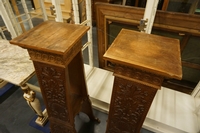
151, 29, 183, 40
196, 0, 200, 14
107, 22, 139, 47
182, 66, 200, 83
166, 0, 200, 14
181, 36, 200, 84
121, 0, 200, 14
182, 36, 200, 65
120, 0, 164, 9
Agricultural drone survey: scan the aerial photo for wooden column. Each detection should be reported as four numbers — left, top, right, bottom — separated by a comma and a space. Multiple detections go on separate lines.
103, 29, 182, 133
10, 21, 99, 133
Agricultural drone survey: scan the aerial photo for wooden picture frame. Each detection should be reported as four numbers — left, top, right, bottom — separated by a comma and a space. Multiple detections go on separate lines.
95, 2, 200, 93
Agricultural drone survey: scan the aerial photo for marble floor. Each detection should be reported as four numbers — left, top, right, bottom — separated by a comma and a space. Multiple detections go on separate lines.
0, 0, 153, 133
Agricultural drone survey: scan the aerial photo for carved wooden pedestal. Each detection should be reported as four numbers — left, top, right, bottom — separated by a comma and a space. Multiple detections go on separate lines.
10, 21, 98, 133
103, 29, 182, 133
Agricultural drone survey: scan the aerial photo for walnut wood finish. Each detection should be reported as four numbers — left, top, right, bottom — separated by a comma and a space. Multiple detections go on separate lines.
92, 0, 113, 24
10, 21, 98, 133
103, 29, 182, 133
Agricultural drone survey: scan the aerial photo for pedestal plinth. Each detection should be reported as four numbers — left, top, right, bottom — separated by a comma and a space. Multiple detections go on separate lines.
103, 29, 182, 133
10, 21, 98, 133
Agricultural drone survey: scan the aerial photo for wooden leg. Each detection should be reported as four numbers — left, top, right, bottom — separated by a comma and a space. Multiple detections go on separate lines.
81, 96, 100, 123
68, 52, 100, 123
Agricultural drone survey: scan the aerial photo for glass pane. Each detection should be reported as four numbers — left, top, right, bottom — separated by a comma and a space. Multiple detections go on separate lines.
167, 0, 200, 14
182, 36, 200, 65
152, 29, 183, 40
82, 47, 89, 65
138, 0, 147, 7
107, 22, 138, 47
182, 66, 200, 83
196, 1, 200, 14
167, 0, 191, 13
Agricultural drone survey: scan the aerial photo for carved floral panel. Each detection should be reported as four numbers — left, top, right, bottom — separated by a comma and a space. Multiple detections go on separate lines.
34, 62, 70, 122
107, 77, 157, 133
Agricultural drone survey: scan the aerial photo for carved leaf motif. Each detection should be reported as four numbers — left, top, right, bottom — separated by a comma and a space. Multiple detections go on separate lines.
108, 77, 156, 133
115, 65, 163, 88
28, 49, 63, 65
35, 63, 70, 122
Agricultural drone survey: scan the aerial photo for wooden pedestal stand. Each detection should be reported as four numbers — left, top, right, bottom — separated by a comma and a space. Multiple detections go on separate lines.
103, 29, 182, 133
10, 21, 99, 133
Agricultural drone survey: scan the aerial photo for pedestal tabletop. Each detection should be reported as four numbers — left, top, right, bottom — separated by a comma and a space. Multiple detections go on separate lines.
104, 29, 182, 80
103, 29, 182, 133
10, 21, 89, 65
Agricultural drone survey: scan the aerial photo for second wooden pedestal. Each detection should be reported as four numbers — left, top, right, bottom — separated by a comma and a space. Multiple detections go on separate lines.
104, 29, 182, 133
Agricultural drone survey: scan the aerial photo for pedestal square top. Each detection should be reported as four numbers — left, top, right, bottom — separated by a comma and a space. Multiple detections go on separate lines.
103, 29, 182, 80
10, 21, 89, 55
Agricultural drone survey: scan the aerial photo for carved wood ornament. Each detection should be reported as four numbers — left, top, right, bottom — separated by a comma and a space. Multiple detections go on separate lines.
103, 29, 182, 133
